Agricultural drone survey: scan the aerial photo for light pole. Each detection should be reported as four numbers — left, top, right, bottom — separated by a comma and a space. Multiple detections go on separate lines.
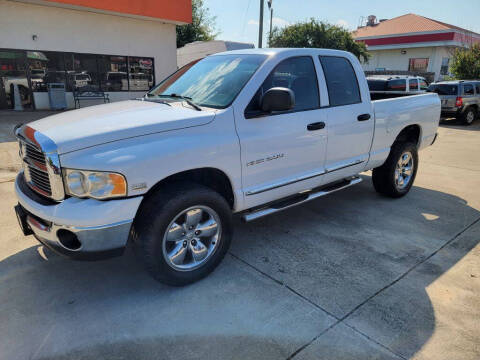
268, 0, 273, 46
258, 0, 264, 48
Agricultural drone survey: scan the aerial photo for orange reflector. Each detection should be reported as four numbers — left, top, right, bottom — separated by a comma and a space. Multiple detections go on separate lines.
109, 173, 127, 196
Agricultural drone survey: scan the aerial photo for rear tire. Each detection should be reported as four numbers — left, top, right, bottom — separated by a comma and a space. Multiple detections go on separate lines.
372, 142, 418, 198
460, 107, 476, 125
132, 182, 233, 286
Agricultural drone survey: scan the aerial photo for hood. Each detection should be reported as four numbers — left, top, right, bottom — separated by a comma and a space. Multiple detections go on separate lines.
29, 100, 216, 154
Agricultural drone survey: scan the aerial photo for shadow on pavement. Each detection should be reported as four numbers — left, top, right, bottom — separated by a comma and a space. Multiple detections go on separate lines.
0, 178, 478, 359
440, 118, 480, 131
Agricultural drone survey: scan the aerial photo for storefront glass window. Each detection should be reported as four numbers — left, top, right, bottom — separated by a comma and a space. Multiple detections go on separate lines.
98, 55, 128, 91
71, 53, 99, 91
29, 51, 65, 92
0, 50, 32, 109
128, 57, 154, 91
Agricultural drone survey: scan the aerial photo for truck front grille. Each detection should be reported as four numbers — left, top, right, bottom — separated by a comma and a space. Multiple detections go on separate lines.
17, 126, 65, 202
21, 141, 53, 197
25, 143, 46, 165
27, 165, 52, 196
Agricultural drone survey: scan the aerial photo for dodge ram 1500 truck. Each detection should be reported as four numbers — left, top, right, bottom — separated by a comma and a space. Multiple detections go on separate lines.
14, 48, 440, 285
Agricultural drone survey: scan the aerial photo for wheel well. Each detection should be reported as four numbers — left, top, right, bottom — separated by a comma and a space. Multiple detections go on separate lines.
145, 168, 235, 209
394, 125, 421, 147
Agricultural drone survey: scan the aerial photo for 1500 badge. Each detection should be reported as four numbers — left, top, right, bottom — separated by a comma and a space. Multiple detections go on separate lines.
247, 153, 285, 166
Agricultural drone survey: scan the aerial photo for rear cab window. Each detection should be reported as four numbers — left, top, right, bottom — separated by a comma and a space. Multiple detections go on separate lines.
319, 56, 361, 106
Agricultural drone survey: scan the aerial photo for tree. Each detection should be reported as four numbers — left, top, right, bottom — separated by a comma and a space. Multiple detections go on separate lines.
176, 0, 218, 48
450, 44, 480, 80
268, 19, 369, 63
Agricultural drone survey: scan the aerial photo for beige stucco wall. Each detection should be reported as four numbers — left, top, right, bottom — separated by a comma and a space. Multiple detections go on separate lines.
362, 46, 455, 81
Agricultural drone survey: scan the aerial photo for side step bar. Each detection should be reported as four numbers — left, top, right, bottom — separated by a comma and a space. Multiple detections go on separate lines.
242, 176, 362, 222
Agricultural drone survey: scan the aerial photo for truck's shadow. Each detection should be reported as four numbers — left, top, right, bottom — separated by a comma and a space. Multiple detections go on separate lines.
0, 178, 478, 359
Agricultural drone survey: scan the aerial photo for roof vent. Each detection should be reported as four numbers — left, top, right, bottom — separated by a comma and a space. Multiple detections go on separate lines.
367, 15, 377, 26
379, 19, 388, 22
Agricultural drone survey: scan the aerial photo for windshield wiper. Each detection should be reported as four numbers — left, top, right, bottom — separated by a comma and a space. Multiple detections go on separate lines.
141, 95, 172, 106
157, 93, 202, 111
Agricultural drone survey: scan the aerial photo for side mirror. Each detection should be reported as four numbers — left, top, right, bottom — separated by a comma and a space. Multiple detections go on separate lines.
260, 87, 295, 113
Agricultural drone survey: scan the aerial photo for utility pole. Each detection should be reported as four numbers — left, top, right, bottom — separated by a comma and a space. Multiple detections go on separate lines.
258, 0, 264, 48
268, 0, 273, 46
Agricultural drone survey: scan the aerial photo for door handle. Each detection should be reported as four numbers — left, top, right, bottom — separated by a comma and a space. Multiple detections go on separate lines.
357, 113, 371, 121
307, 122, 325, 131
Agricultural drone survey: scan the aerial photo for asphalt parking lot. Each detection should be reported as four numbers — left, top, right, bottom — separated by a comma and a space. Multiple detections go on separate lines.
0, 110, 479, 360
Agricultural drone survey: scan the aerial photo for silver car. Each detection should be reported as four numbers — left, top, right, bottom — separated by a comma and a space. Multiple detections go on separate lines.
429, 80, 480, 125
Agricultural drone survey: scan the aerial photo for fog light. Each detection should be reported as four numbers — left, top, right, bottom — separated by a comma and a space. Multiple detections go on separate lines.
57, 229, 82, 251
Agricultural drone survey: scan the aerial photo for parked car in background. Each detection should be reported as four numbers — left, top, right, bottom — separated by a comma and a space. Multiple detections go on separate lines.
129, 73, 152, 91
67, 72, 92, 90
105, 71, 128, 91
367, 75, 429, 100
428, 80, 480, 125
13, 48, 440, 286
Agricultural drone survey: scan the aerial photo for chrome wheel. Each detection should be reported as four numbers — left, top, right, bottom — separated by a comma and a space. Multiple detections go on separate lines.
394, 151, 414, 190
162, 205, 221, 271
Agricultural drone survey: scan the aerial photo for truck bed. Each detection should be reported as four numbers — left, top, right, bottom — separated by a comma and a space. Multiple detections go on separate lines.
366, 93, 441, 169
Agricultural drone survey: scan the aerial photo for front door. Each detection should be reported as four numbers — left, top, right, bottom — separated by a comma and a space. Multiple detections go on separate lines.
236, 56, 328, 209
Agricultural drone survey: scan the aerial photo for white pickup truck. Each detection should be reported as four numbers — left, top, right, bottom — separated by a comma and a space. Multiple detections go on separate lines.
14, 49, 440, 285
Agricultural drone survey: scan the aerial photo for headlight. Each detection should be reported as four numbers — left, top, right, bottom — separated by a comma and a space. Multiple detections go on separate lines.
63, 169, 127, 199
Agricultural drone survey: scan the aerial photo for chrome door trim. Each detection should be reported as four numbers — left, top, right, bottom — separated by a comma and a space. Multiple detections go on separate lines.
245, 159, 364, 196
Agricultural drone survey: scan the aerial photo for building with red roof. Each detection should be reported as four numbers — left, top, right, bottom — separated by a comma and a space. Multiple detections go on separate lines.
353, 14, 480, 81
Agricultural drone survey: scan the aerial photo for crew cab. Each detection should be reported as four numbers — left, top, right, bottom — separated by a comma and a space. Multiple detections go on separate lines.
14, 49, 440, 285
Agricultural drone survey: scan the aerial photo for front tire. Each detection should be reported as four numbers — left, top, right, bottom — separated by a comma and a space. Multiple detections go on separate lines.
372, 142, 418, 198
132, 182, 233, 286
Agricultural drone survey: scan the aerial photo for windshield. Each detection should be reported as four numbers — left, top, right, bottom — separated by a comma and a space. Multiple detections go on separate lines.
148, 54, 267, 109
428, 84, 458, 95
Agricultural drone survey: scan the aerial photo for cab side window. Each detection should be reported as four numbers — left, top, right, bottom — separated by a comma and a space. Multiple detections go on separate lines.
409, 79, 419, 91
319, 56, 361, 106
245, 56, 319, 117
387, 79, 406, 91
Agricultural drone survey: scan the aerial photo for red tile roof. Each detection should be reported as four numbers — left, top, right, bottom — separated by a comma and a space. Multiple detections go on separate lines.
353, 13, 479, 38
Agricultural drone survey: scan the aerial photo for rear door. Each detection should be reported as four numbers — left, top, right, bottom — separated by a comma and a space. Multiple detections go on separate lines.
318, 55, 374, 184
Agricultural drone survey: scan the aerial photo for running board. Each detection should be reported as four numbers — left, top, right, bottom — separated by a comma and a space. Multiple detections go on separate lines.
242, 177, 362, 222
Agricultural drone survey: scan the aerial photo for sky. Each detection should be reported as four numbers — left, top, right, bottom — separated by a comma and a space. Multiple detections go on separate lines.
204, 0, 480, 47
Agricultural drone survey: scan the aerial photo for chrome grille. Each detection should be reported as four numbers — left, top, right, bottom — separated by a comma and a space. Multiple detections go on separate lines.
25, 143, 46, 165
21, 141, 52, 197
16, 126, 65, 202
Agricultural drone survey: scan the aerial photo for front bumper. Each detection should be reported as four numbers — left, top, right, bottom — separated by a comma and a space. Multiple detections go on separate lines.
14, 173, 143, 260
